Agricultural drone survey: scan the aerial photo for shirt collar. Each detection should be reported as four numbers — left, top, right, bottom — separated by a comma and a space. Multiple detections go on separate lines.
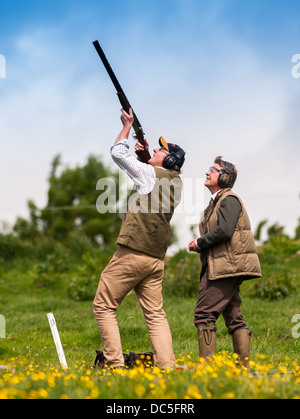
211, 189, 222, 201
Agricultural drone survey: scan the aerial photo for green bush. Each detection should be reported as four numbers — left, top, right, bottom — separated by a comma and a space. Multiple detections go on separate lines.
252, 272, 296, 301
0, 233, 33, 261
67, 274, 99, 302
0, 230, 299, 304
163, 250, 201, 298
259, 236, 300, 258
66, 248, 114, 301
252, 236, 300, 301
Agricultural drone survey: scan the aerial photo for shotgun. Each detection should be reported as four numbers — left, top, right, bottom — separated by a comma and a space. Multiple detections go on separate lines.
93, 40, 151, 163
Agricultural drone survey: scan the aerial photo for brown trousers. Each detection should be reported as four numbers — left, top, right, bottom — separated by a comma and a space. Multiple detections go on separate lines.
194, 268, 247, 334
93, 246, 175, 369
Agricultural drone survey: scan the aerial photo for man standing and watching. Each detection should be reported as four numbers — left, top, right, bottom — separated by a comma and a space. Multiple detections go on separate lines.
94, 109, 185, 370
188, 157, 261, 368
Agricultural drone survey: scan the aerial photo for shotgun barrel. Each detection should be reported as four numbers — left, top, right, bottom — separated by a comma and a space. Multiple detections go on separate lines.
93, 40, 151, 163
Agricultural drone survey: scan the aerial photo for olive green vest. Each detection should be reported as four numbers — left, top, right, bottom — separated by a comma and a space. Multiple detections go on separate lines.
117, 167, 182, 259
199, 188, 261, 281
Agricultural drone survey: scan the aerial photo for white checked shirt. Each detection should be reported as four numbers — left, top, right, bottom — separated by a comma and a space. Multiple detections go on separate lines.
111, 139, 158, 194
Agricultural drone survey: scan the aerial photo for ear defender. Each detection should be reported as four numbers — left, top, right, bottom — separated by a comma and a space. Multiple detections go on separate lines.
163, 148, 186, 170
218, 162, 234, 188
159, 137, 186, 170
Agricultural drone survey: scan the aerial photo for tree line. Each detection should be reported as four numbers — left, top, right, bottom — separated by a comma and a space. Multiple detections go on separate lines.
11, 154, 300, 245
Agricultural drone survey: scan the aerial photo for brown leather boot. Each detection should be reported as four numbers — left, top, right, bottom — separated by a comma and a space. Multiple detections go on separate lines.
232, 328, 251, 368
197, 323, 217, 359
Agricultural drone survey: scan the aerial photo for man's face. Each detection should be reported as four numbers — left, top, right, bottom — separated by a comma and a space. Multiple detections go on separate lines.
205, 163, 222, 193
148, 147, 169, 167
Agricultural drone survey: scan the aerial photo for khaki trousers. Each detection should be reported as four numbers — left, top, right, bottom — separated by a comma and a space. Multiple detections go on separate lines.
93, 246, 175, 369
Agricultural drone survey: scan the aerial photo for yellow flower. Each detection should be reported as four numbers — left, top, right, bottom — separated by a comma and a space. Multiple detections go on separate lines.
90, 387, 99, 398
135, 384, 146, 397
278, 365, 287, 374
38, 388, 49, 398
187, 385, 202, 399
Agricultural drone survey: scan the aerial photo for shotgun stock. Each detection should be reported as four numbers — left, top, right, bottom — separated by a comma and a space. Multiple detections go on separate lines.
93, 40, 151, 163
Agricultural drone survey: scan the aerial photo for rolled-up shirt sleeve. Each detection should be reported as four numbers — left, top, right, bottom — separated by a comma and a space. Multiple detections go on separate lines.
111, 139, 156, 194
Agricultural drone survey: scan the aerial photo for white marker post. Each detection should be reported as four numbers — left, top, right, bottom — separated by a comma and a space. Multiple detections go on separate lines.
47, 313, 68, 369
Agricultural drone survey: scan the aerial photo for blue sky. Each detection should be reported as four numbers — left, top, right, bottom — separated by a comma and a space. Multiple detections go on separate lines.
0, 0, 299, 245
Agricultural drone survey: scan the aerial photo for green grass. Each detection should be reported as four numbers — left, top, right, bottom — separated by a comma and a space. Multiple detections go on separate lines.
1, 280, 300, 366
1, 235, 300, 399
1, 289, 300, 399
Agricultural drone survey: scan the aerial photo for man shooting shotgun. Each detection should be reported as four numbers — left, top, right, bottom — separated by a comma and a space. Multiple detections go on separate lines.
93, 40, 186, 369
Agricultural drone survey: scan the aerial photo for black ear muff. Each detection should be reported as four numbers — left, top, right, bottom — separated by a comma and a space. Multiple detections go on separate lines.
218, 162, 234, 188
163, 149, 185, 170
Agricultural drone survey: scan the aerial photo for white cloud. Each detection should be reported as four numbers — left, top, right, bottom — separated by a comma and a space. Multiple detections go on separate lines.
0, 27, 118, 225
0, 13, 299, 245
